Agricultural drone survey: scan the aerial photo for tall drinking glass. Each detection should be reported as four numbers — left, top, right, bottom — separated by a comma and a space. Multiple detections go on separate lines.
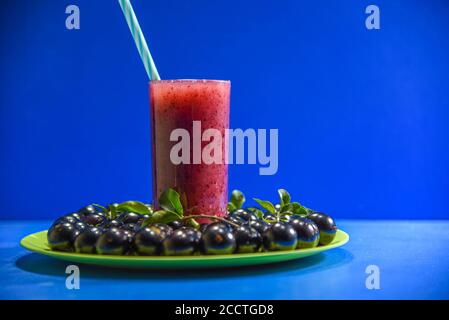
150, 80, 230, 219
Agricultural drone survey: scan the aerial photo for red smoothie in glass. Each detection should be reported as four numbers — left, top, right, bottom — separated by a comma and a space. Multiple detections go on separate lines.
149, 80, 230, 220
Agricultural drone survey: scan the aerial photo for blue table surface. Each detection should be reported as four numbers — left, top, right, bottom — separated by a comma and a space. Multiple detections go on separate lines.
1, 219, 448, 300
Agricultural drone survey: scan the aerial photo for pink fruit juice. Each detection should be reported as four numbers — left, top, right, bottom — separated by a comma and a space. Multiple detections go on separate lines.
149, 80, 230, 219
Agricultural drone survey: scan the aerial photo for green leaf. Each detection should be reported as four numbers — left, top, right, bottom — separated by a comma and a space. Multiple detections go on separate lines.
280, 201, 299, 214
159, 188, 183, 215
108, 203, 119, 219
282, 203, 292, 213
246, 207, 264, 219
253, 198, 276, 214
277, 189, 291, 209
116, 201, 151, 215
279, 210, 293, 217
285, 202, 308, 216
304, 207, 316, 215
92, 203, 110, 219
145, 203, 154, 214
92, 203, 107, 213
141, 210, 181, 227
227, 202, 237, 212
230, 190, 245, 209
184, 218, 200, 229
262, 216, 277, 224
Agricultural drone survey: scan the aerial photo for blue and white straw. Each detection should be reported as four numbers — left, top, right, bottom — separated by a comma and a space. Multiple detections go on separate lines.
118, 0, 160, 80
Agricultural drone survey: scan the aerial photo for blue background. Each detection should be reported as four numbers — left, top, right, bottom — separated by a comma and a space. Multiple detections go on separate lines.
1, 0, 448, 220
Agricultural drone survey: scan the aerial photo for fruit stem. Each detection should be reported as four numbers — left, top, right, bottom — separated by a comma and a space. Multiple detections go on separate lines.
181, 215, 240, 228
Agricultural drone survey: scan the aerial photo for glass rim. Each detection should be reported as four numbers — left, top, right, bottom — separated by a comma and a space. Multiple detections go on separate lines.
149, 79, 230, 84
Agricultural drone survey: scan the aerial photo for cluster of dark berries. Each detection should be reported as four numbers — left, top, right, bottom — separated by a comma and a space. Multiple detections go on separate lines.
47, 204, 337, 256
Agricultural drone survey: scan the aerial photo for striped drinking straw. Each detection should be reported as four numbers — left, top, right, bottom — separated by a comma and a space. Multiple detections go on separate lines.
118, 0, 160, 80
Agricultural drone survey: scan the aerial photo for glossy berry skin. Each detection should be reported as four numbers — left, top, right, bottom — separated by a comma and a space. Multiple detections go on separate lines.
205, 222, 233, 232
229, 209, 258, 222
78, 205, 99, 216
233, 226, 262, 253
52, 215, 79, 227
101, 219, 123, 229
67, 212, 83, 221
148, 223, 173, 238
263, 213, 277, 224
199, 223, 209, 233
162, 229, 198, 256
280, 212, 293, 222
179, 227, 202, 246
47, 222, 81, 251
118, 212, 142, 224
289, 217, 320, 249
168, 220, 184, 229
84, 213, 106, 226
122, 229, 135, 240
200, 224, 236, 255
133, 227, 166, 255
226, 217, 244, 228
290, 214, 307, 220
262, 222, 297, 251
245, 219, 269, 235
121, 223, 139, 233
96, 228, 129, 255
74, 227, 102, 254
307, 212, 337, 245
74, 221, 87, 231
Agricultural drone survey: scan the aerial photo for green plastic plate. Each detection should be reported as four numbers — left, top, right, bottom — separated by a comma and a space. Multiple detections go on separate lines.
20, 229, 349, 269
